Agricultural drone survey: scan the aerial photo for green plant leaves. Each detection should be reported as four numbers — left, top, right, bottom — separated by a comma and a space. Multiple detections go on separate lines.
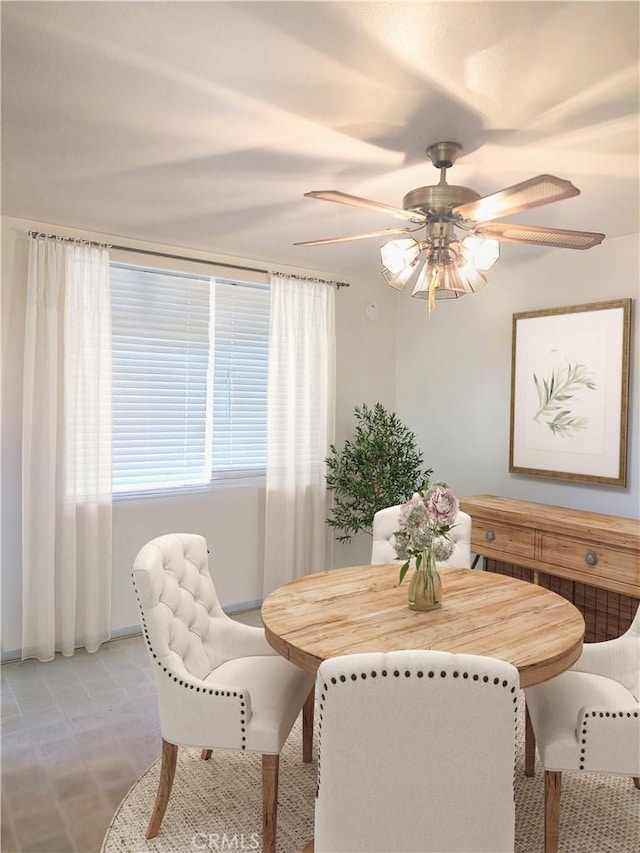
398, 560, 410, 585
325, 403, 431, 543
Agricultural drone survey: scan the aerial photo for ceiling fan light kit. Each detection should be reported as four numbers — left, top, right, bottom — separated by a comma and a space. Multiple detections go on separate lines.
297, 141, 605, 311
380, 238, 421, 276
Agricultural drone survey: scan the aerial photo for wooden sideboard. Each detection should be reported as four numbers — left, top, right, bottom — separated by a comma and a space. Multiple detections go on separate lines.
459, 495, 640, 642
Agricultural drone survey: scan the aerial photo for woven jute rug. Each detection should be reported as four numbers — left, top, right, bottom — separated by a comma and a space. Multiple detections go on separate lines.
103, 701, 639, 853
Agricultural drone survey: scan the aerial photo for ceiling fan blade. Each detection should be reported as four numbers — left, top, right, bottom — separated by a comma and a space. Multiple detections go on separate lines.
475, 221, 605, 250
453, 175, 580, 222
304, 190, 426, 223
294, 228, 415, 247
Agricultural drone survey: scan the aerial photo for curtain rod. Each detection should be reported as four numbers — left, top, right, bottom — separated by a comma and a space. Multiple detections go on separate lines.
27, 231, 350, 289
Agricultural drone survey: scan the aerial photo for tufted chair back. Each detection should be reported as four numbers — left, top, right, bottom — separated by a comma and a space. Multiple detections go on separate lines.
132, 532, 315, 852
313, 650, 518, 852
371, 506, 473, 567
132, 532, 244, 680
571, 604, 640, 700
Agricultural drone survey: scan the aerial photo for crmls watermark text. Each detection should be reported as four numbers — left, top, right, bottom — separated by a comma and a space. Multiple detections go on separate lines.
192, 833, 260, 850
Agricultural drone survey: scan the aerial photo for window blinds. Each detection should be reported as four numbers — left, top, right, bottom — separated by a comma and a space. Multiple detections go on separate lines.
111, 264, 269, 494
212, 281, 270, 476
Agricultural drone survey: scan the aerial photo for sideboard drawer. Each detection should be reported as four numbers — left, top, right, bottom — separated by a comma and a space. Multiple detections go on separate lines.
472, 521, 535, 560
539, 534, 640, 589
462, 495, 640, 640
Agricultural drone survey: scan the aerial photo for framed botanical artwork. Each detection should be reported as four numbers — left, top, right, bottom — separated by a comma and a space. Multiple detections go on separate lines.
509, 298, 631, 486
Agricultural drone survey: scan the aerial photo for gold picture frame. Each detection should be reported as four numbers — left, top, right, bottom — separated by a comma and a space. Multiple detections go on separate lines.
509, 298, 631, 486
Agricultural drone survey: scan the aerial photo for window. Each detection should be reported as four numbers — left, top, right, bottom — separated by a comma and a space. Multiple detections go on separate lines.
110, 263, 269, 495
212, 281, 269, 474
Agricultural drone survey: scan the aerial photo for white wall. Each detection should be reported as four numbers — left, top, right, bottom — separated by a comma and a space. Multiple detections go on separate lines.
395, 234, 640, 519
1, 215, 398, 658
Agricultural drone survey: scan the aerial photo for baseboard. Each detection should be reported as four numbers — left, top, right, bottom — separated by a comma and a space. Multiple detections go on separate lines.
1, 599, 264, 664
111, 625, 143, 641
224, 599, 263, 615
1, 648, 22, 664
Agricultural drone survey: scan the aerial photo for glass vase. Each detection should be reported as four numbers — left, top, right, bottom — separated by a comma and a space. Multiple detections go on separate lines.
408, 549, 442, 611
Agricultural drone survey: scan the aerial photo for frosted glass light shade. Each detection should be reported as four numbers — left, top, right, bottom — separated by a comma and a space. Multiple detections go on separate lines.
382, 257, 420, 291
380, 238, 421, 275
411, 262, 465, 299
461, 236, 500, 271
457, 266, 488, 293
411, 261, 488, 299
410, 261, 435, 298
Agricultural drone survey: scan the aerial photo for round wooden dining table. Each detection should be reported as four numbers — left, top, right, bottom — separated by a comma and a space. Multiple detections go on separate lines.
262, 565, 585, 688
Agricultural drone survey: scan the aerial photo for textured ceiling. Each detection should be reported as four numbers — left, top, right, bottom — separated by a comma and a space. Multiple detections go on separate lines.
2, 1, 639, 278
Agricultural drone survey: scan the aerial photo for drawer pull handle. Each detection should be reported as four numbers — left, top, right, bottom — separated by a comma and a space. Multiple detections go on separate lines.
485, 528, 496, 542
585, 550, 598, 566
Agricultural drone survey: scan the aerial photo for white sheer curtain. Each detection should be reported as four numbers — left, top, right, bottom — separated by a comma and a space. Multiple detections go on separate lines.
22, 235, 112, 661
263, 275, 336, 596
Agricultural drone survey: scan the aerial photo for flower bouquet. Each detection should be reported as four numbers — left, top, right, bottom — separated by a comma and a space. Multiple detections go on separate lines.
394, 483, 459, 610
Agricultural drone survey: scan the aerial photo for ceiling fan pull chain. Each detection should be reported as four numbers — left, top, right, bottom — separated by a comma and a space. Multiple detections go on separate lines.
428, 268, 438, 315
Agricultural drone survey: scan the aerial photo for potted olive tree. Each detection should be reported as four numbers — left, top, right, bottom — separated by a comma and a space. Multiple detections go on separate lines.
325, 403, 431, 543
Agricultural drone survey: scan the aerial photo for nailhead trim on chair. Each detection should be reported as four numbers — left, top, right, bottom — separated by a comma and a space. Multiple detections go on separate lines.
132, 573, 248, 750
579, 709, 640, 771
580, 717, 588, 770
316, 665, 519, 796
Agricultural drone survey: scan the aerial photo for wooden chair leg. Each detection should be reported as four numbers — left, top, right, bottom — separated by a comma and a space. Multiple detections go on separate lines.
303, 686, 315, 763
262, 753, 279, 853
633, 777, 640, 789
544, 770, 561, 853
201, 749, 212, 760
525, 704, 536, 777
146, 739, 178, 839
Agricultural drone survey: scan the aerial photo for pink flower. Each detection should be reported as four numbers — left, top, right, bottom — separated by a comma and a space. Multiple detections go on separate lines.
426, 487, 459, 526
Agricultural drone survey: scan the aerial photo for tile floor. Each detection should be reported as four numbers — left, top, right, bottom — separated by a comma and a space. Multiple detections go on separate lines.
1, 610, 263, 853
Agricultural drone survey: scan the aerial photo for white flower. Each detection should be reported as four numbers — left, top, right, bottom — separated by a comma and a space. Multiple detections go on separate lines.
432, 536, 455, 562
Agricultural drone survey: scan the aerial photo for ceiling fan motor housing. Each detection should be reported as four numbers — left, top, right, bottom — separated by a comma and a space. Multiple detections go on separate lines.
402, 184, 480, 217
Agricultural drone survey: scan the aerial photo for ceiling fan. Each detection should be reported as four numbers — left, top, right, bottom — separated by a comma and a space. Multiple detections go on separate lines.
295, 142, 605, 306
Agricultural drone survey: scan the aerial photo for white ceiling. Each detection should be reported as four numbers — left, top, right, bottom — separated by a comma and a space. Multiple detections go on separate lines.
2, 1, 639, 279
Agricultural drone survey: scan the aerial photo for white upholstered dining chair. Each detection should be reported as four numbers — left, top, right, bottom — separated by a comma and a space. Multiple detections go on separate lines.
371, 505, 473, 567
132, 533, 315, 853
308, 649, 519, 853
524, 605, 640, 853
